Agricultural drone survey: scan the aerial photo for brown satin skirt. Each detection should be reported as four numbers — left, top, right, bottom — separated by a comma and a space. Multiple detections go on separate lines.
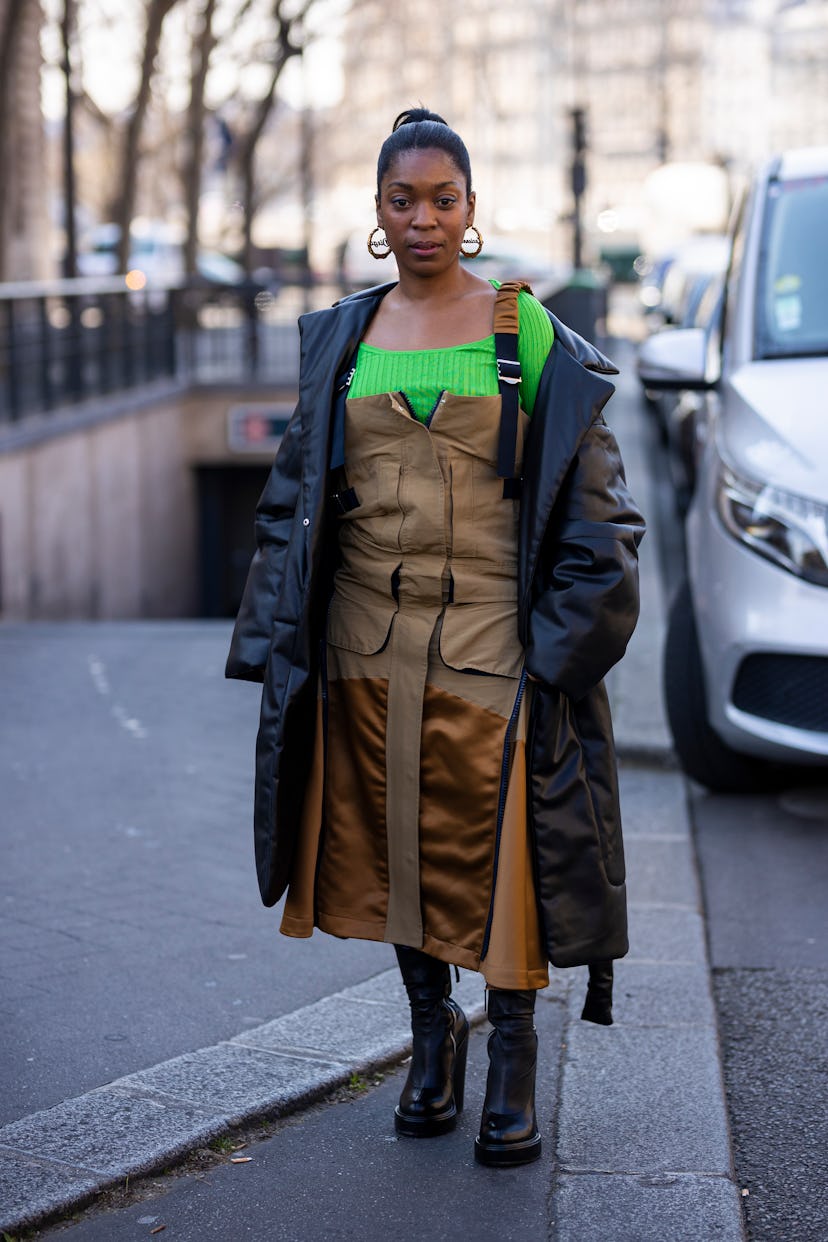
280, 625, 549, 991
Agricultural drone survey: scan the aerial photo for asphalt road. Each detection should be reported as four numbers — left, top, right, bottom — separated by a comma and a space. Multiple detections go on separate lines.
692, 784, 828, 1242
0, 623, 391, 1126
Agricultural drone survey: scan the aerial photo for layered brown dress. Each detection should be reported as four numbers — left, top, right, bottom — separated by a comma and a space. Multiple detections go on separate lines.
280, 285, 549, 990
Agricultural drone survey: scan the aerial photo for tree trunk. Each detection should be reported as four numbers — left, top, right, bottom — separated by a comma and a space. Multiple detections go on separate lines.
0, 0, 27, 279
112, 0, 182, 272
232, 0, 309, 274
183, 0, 217, 277
61, 0, 78, 277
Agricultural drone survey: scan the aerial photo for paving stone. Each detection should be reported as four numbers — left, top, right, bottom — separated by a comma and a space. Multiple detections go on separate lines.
568, 960, 715, 1029
558, 1025, 732, 1175
624, 836, 700, 909
336, 968, 409, 1008
117, 1043, 346, 1121
232, 995, 413, 1067
627, 905, 708, 964
0, 1090, 222, 1179
0, 1151, 100, 1233
555, 1172, 744, 1242
540, 965, 571, 1006
618, 768, 690, 839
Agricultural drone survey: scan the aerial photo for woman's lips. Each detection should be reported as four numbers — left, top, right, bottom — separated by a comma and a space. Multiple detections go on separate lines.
410, 241, 440, 253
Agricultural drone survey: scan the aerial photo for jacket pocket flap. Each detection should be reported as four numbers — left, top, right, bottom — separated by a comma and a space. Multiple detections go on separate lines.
439, 603, 523, 678
326, 599, 397, 654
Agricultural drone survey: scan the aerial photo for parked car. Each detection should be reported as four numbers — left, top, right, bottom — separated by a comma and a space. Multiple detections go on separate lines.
638, 269, 725, 511
77, 220, 247, 287
638, 146, 828, 791
636, 234, 729, 329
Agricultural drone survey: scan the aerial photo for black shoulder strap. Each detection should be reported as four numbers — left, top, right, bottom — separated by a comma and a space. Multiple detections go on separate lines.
494, 280, 532, 491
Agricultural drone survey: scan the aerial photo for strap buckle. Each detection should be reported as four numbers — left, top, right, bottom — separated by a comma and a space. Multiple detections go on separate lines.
496, 358, 521, 385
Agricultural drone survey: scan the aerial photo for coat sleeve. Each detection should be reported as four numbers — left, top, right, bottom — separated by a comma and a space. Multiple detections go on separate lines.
225, 404, 303, 682
524, 415, 645, 700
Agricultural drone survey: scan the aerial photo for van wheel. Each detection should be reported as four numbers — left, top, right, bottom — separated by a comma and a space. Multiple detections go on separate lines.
664, 581, 782, 793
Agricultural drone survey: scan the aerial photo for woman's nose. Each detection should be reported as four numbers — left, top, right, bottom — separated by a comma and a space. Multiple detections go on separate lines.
411, 201, 436, 228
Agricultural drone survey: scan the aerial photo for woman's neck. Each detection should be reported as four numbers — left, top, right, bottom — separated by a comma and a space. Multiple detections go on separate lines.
363, 270, 496, 350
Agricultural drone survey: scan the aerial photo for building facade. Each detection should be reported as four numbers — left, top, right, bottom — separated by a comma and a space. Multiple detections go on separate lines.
315, 0, 828, 265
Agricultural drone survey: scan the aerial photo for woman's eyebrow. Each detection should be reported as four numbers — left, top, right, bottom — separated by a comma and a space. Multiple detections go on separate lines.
386, 180, 461, 190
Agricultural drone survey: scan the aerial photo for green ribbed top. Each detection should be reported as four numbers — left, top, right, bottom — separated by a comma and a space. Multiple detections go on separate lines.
350, 281, 554, 420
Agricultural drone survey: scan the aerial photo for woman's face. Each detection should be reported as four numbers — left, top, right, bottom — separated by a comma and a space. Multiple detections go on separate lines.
376, 147, 475, 278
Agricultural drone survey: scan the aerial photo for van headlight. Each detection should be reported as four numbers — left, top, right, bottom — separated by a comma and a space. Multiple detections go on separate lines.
716, 462, 828, 587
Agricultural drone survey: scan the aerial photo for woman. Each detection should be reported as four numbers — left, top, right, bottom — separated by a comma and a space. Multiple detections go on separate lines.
226, 109, 645, 1167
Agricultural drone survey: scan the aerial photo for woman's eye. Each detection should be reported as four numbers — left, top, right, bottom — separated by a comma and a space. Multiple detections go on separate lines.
437, 198, 456, 208
390, 198, 409, 209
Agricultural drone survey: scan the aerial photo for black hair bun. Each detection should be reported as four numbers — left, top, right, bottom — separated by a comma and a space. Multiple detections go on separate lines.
392, 108, 449, 132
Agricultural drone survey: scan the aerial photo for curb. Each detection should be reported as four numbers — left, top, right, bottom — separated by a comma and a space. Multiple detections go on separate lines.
0, 970, 488, 1233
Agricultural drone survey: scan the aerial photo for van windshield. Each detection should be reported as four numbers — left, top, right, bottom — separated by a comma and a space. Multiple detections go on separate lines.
756, 174, 828, 359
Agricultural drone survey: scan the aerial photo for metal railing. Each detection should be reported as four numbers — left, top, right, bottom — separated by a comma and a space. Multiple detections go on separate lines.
0, 277, 328, 425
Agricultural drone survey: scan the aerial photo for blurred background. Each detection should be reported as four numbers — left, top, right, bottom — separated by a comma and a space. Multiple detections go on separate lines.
0, 0, 827, 624
3, 0, 827, 286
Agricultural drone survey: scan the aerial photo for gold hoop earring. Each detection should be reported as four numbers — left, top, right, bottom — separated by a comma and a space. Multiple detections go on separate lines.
461, 225, 483, 258
368, 227, 391, 259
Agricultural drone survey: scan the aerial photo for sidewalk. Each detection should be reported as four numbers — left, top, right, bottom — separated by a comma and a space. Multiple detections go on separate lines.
0, 346, 745, 1240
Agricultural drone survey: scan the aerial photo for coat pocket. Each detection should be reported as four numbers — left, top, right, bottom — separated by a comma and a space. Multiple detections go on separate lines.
326, 597, 398, 655
439, 602, 524, 678
567, 688, 626, 887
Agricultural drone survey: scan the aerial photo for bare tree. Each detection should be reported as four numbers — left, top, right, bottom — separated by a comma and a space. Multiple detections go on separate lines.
0, 0, 30, 278
231, 0, 313, 273
182, 0, 218, 276
111, 0, 184, 271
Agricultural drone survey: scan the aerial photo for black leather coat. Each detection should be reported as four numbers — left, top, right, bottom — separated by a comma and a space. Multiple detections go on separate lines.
226, 282, 645, 968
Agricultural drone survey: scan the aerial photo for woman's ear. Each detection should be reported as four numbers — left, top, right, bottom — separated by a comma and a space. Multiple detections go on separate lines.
466, 190, 476, 227
375, 194, 382, 228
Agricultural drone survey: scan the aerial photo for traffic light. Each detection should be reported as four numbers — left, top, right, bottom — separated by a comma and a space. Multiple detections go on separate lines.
570, 108, 588, 267
572, 107, 587, 156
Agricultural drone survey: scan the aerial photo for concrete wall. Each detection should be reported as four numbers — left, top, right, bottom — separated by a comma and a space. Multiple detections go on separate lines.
0, 387, 293, 620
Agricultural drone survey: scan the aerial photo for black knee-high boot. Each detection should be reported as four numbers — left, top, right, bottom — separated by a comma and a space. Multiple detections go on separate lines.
394, 945, 469, 1137
474, 988, 542, 1166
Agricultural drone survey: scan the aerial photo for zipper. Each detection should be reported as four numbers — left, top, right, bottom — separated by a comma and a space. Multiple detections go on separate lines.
319, 635, 329, 743
312, 634, 330, 923
397, 390, 418, 419
480, 668, 528, 959
396, 389, 446, 424
425, 390, 446, 426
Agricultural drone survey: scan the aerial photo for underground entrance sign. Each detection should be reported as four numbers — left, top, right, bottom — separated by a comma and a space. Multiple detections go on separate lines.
227, 404, 291, 453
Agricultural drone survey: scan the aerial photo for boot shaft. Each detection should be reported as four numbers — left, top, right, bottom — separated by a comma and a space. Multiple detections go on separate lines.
395, 944, 451, 1005
476, 986, 542, 1166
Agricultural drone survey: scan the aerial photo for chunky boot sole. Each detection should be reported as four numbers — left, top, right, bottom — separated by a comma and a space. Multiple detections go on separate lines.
394, 1102, 457, 1138
473, 1131, 542, 1167
394, 1025, 469, 1138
